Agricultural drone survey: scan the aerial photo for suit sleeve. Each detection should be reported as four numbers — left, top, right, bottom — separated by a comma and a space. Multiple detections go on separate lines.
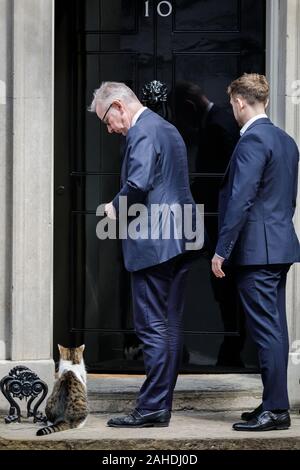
292, 147, 299, 212
112, 129, 157, 214
215, 134, 269, 259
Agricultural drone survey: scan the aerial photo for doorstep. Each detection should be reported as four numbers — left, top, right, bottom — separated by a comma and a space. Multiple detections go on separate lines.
87, 373, 263, 413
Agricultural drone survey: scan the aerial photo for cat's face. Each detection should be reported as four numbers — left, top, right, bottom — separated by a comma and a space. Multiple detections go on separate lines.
58, 345, 85, 364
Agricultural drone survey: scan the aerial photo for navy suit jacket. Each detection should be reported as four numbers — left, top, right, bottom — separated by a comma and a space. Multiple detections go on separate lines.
216, 118, 300, 265
113, 109, 203, 272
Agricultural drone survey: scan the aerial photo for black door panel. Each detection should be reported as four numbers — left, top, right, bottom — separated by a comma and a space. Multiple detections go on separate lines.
54, 0, 265, 372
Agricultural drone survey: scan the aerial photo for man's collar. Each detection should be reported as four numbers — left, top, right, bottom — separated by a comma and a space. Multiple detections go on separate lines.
207, 102, 214, 113
131, 107, 148, 127
240, 113, 268, 136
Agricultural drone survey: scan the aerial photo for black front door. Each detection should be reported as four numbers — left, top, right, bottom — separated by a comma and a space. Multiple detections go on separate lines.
54, 0, 266, 372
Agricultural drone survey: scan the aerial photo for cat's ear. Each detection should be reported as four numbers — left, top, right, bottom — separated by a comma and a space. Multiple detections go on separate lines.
79, 344, 85, 352
58, 344, 63, 354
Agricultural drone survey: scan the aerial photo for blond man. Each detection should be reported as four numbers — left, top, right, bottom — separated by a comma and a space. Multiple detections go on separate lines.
212, 74, 300, 431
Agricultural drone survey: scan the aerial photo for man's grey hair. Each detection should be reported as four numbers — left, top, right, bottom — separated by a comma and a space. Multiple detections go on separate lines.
89, 82, 139, 113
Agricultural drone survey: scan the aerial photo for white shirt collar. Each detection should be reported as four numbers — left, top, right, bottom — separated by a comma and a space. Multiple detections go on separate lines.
207, 102, 214, 113
240, 113, 268, 136
131, 107, 147, 127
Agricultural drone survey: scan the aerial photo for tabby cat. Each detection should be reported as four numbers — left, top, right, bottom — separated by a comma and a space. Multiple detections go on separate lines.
36, 344, 89, 436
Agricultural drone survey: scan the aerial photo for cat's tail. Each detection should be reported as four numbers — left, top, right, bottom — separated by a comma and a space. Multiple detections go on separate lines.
36, 421, 70, 436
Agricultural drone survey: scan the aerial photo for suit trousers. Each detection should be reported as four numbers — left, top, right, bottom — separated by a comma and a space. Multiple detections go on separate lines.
130, 252, 194, 412
236, 264, 291, 410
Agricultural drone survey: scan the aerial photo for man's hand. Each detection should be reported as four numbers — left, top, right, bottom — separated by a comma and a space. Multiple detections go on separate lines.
211, 254, 225, 278
104, 202, 117, 220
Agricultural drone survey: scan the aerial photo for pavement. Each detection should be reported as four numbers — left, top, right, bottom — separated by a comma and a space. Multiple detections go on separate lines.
1, 411, 300, 450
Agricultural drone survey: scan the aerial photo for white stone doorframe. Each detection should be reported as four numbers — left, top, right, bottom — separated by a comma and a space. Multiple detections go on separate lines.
266, 0, 300, 407
0, 0, 55, 410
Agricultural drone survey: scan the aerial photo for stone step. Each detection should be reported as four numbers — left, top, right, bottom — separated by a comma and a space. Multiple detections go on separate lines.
87, 374, 263, 413
1, 411, 300, 450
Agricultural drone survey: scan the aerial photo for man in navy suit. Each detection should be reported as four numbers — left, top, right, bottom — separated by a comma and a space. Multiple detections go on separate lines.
212, 73, 300, 431
89, 82, 203, 428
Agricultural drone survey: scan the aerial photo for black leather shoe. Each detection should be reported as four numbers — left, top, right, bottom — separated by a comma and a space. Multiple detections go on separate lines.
241, 403, 263, 421
233, 410, 291, 431
107, 409, 171, 428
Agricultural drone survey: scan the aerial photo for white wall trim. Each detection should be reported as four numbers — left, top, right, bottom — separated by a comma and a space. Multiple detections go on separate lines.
266, 0, 287, 127
11, 0, 55, 361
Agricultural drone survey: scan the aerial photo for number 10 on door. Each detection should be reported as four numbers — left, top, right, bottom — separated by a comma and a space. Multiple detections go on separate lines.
145, 1, 173, 17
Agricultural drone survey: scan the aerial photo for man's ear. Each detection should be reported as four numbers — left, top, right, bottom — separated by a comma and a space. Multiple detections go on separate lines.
236, 97, 245, 110
265, 98, 270, 109
114, 100, 124, 114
